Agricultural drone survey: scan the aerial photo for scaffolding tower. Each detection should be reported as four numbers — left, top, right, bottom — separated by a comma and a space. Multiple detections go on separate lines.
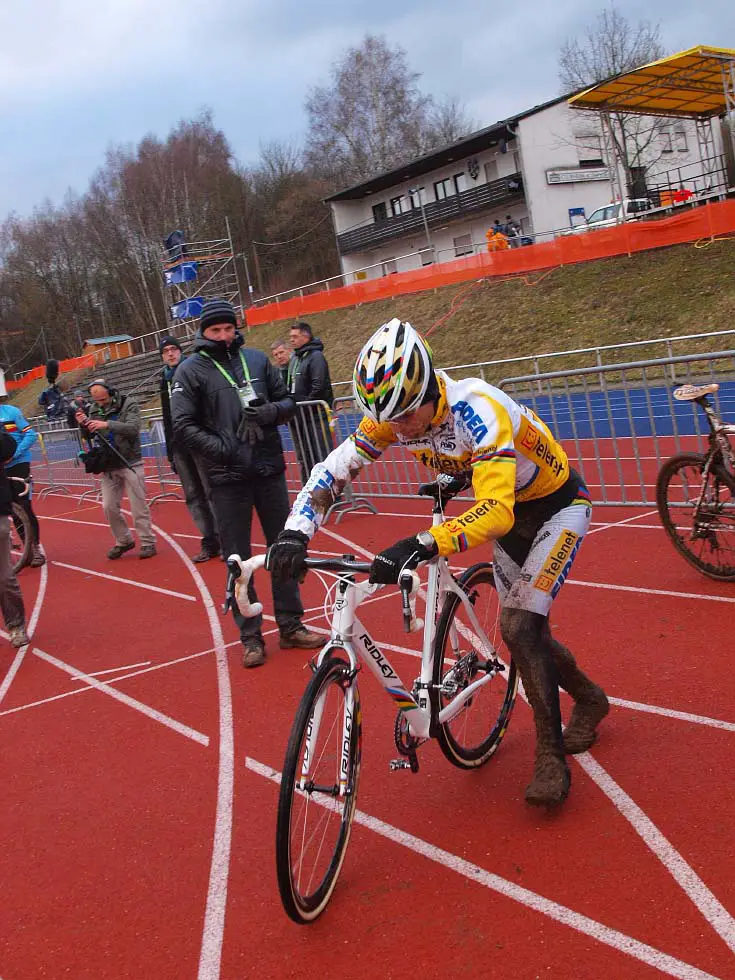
160, 217, 244, 341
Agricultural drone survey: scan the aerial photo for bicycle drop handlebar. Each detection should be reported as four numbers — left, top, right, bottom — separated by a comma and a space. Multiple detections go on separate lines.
223, 552, 423, 632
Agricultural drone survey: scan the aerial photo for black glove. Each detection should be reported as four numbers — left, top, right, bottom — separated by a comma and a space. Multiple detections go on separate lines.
236, 402, 279, 445
266, 529, 309, 585
369, 534, 437, 585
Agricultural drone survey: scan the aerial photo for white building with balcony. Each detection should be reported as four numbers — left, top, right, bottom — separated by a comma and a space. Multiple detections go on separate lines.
327, 93, 727, 282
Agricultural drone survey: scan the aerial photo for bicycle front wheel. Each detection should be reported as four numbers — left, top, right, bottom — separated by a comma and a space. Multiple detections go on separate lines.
656, 452, 735, 581
10, 502, 33, 573
431, 563, 518, 769
276, 656, 361, 924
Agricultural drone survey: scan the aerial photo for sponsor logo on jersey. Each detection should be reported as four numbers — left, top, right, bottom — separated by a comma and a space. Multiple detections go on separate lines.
520, 427, 538, 450
451, 400, 489, 442
442, 500, 497, 535
534, 529, 580, 595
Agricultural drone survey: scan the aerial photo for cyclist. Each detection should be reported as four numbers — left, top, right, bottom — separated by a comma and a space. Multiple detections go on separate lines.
267, 318, 609, 808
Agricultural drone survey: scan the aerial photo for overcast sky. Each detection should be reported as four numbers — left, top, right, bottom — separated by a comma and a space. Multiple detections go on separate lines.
1, 0, 733, 220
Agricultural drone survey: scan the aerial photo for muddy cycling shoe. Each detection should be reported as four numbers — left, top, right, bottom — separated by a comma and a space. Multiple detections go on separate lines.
29, 546, 46, 568
525, 755, 571, 808
9, 625, 30, 648
242, 638, 266, 668
563, 687, 610, 755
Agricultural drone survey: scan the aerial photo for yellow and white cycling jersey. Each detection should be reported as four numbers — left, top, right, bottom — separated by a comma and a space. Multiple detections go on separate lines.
287, 372, 573, 556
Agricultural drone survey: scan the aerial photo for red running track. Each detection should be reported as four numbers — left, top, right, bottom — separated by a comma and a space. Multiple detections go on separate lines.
1, 490, 734, 980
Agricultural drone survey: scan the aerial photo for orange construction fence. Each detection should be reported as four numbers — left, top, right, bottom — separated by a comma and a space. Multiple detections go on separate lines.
245, 198, 735, 327
6, 353, 98, 392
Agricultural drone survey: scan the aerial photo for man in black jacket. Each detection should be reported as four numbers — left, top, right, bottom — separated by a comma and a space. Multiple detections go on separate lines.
288, 322, 334, 484
159, 336, 219, 563
1, 429, 28, 648
170, 299, 322, 667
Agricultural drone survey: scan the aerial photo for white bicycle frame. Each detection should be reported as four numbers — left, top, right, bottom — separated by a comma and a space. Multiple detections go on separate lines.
234, 512, 503, 798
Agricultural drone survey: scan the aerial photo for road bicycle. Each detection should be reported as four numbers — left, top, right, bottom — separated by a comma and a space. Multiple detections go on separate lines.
656, 383, 735, 580
227, 477, 519, 924
8, 477, 33, 573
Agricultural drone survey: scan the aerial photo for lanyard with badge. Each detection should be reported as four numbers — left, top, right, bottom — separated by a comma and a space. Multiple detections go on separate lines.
200, 350, 258, 407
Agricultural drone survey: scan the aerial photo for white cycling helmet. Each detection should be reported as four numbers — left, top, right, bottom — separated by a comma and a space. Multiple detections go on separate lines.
353, 318, 434, 422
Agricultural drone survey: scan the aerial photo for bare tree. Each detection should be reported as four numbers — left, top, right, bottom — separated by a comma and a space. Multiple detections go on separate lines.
559, 4, 669, 194
305, 34, 472, 189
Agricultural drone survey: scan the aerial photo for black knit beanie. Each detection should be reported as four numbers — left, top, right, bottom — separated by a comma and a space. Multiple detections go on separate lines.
199, 299, 238, 333
159, 335, 183, 355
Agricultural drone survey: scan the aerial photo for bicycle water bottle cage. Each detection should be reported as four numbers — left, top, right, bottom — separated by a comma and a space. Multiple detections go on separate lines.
673, 383, 719, 402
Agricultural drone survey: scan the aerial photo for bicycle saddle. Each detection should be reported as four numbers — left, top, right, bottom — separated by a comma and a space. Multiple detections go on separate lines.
417, 473, 471, 501
673, 383, 719, 401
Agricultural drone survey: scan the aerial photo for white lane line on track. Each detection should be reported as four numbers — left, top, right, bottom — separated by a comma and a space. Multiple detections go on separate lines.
70, 661, 152, 680
608, 698, 735, 733
586, 509, 659, 536
576, 752, 735, 957
127, 515, 235, 980
314, 524, 735, 958
567, 579, 735, 604
0, 647, 240, 719
244, 757, 722, 980
40, 516, 109, 528
32, 647, 209, 745
51, 560, 197, 602
0, 560, 48, 708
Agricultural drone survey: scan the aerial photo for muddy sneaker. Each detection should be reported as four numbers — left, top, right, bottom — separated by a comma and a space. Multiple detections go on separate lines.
563, 687, 610, 755
242, 638, 266, 668
29, 546, 46, 567
525, 754, 571, 808
9, 625, 30, 648
138, 545, 157, 560
107, 541, 135, 560
279, 627, 323, 650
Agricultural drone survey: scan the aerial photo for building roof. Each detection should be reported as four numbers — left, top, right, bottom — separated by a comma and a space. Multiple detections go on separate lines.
84, 335, 134, 345
325, 93, 572, 202
569, 45, 735, 120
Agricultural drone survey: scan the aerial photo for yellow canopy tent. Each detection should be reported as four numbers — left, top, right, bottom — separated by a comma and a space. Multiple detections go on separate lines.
568, 45, 735, 119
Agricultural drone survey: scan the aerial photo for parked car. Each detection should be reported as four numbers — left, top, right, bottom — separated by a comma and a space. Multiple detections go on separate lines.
572, 198, 653, 233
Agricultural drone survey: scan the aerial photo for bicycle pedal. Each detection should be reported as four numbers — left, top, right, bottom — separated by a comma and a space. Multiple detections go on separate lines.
389, 759, 412, 771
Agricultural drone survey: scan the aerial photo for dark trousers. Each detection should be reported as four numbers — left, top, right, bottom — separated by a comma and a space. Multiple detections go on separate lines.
209, 473, 303, 642
173, 449, 219, 554
6, 462, 40, 546
0, 517, 25, 629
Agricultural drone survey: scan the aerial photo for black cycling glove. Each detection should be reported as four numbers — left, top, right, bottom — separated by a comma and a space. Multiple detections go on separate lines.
266, 529, 309, 584
369, 534, 437, 585
236, 402, 279, 445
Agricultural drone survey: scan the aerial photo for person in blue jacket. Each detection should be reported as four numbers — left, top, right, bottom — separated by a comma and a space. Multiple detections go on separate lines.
0, 396, 45, 567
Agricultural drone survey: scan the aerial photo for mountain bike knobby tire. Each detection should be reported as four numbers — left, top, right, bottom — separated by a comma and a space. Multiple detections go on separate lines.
656, 452, 735, 581
10, 502, 34, 574
276, 656, 362, 924
431, 562, 518, 769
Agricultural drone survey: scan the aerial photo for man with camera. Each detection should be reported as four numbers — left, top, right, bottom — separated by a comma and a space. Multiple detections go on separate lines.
170, 298, 322, 667
73, 380, 157, 560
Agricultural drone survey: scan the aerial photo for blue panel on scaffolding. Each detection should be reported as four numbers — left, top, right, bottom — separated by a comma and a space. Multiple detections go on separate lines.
170, 297, 204, 320
165, 261, 199, 285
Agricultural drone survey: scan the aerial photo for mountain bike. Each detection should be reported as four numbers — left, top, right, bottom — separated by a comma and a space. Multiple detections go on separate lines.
226, 478, 518, 924
656, 383, 735, 580
8, 477, 33, 573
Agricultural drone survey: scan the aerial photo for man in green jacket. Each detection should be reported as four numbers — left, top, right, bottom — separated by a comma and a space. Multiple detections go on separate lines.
74, 379, 157, 560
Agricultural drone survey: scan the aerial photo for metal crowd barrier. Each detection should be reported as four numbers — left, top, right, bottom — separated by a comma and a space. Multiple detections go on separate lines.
32, 427, 102, 502
498, 350, 735, 506
144, 418, 183, 504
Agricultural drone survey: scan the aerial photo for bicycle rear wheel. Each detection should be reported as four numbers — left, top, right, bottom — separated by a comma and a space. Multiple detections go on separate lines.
431, 563, 518, 769
656, 452, 735, 581
10, 502, 33, 573
276, 656, 361, 924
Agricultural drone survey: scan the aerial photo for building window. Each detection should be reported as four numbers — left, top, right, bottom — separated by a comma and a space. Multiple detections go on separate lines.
390, 195, 408, 216
454, 172, 468, 194
661, 131, 673, 153
409, 187, 424, 209
420, 248, 434, 266
372, 201, 387, 223
675, 129, 688, 152
576, 135, 603, 166
382, 257, 397, 276
453, 234, 473, 257
434, 177, 454, 200
484, 159, 499, 182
